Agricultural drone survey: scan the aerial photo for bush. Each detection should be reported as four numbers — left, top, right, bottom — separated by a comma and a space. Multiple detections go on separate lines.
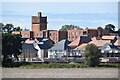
84, 44, 101, 67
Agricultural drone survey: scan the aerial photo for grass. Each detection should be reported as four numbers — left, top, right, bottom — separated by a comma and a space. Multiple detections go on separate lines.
19, 63, 88, 69
2, 62, 120, 68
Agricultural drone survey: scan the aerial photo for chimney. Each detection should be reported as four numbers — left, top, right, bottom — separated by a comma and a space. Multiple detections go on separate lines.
38, 12, 42, 17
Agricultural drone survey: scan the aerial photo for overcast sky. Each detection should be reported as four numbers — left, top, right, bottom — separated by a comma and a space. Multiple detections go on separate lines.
1, 2, 119, 30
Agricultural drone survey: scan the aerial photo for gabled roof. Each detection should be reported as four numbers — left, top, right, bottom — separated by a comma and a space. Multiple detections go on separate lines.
38, 41, 53, 49
102, 36, 116, 40
74, 43, 87, 50
22, 43, 38, 53
24, 38, 54, 50
25, 39, 35, 44
114, 39, 120, 47
49, 39, 70, 51
101, 43, 119, 51
68, 36, 91, 48
89, 40, 111, 47
91, 37, 101, 41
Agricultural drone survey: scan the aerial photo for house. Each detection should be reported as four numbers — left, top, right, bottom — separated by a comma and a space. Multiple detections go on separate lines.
88, 40, 111, 49
68, 36, 91, 49
21, 38, 54, 62
74, 43, 88, 55
100, 43, 120, 62
21, 38, 38, 62
101, 35, 117, 43
48, 39, 70, 62
21, 43, 38, 62
114, 37, 120, 48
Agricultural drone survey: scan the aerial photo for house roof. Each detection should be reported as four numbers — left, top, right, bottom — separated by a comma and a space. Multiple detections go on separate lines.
24, 38, 54, 50
114, 39, 120, 47
38, 40, 53, 49
102, 36, 116, 40
89, 40, 111, 47
101, 43, 119, 51
49, 39, 70, 51
25, 39, 35, 44
68, 36, 91, 48
22, 43, 38, 53
74, 43, 87, 50
91, 37, 101, 41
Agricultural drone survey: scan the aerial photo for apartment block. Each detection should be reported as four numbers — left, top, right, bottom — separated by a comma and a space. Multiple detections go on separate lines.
68, 27, 109, 41
49, 30, 67, 43
68, 30, 87, 41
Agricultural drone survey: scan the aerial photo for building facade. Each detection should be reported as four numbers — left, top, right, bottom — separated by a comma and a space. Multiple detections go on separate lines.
68, 28, 109, 41
12, 12, 110, 43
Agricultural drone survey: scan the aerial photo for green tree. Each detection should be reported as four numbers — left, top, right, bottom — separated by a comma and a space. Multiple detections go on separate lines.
2, 23, 14, 33
13, 26, 23, 31
2, 23, 23, 67
59, 24, 83, 31
105, 24, 115, 33
84, 44, 101, 67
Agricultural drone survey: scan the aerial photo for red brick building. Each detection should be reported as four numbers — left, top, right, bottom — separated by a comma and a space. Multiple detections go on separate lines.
68, 27, 109, 41
12, 12, 110, 43
68, 30, 87, 41
32, 12, 47, 31
49, 30, 67, 43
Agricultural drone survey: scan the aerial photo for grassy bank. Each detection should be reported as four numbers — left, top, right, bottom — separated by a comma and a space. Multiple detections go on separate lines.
18, 63, 120, 69
19, 63, 88, 68
2, 62, 120, 68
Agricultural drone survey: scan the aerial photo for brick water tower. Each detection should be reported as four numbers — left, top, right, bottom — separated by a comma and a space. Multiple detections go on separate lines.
32, 12, 47, 32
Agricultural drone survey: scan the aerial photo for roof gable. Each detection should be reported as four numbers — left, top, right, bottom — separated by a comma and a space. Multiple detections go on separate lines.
49, 39, 70, 51
68, 36, 91, 48
101, 43, 119, 50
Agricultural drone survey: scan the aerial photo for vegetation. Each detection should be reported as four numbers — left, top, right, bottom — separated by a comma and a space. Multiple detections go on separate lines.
3, 62, 120, 68
84, 44, 101, 67
19, 63, 87, 68
59, 24, 83, 31
105, 24, 115, 33
2, 23, 23, 67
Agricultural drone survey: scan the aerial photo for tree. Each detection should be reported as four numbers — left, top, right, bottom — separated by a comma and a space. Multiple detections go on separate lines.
105, 24, 115, 33
2, 33, 22, 67
13, 26, 23, 31
84, 44, 101, 67
59, 24, 83, 31
2, 23, 14, 33
2, 23, 23, 67
0, 23, 4, 32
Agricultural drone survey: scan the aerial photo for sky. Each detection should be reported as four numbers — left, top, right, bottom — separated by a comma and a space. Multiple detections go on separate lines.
1, 2, 119, 30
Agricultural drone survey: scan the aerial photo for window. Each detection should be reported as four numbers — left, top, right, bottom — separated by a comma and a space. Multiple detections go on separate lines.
37, 34, 38, 36
72, 32, 74, 36
43, 32, 46, 38
76, 32, 78, 35
49, 33, 51, 36
83, 31, 87, 35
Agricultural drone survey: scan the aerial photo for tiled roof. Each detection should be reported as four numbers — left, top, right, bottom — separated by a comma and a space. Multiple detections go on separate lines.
68, 36, 91, 48
91, 37, 101, 41
74, 43, 87, 50
102, 36, 116, 40
68, 38, 80, 48
25, 39, 35, 44
114, 39, 120, 47
89, 40, 111, 47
